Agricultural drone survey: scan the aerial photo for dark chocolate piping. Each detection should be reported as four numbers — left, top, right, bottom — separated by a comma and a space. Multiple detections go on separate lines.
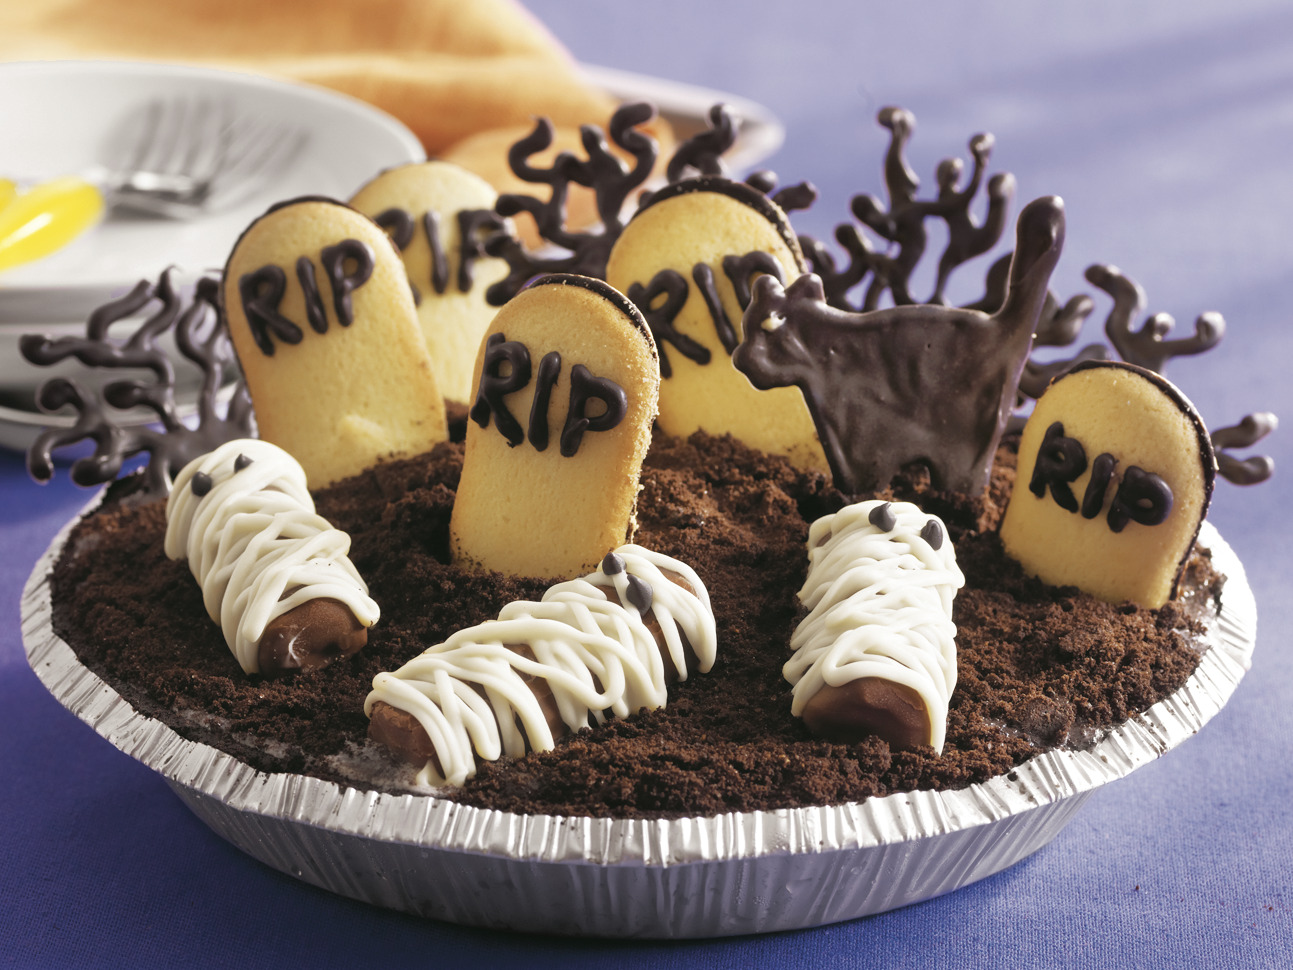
524, 274, 659, 366
628, 176, 806, 275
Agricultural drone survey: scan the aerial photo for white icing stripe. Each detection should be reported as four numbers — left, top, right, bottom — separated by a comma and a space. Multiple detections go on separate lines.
165, 439, 380, 674
365, 544, 717, 788
785, 500, 965, 753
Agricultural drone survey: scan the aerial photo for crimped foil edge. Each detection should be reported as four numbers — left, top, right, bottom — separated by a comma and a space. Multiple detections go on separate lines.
22, 497, 1256, 935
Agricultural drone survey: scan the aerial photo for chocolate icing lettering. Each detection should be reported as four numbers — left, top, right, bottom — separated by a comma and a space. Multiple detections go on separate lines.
630, 251, 782, 367
295, 256, 328, 335
421, 211, 450, 294
457, 209, 506, 292
469, 332, 532, 447
373, 207, 415, 250
471, 335, 629, 457
692, 263, 738, 354
1029, 422, 1087, 513
320, 239, 375, 327
560, 365, 628, 457
1081, 452, 1117, 519
722, 251, 785, 315
627, 270, 708, 378
527, 351, 561, 451
1107, 467, 1173, 533
376, 206, 502, 296
239, 265, 302, 356
1026, 421, 1173, 532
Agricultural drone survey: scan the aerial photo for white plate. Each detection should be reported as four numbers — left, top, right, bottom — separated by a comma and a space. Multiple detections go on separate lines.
0, 60, 426, 324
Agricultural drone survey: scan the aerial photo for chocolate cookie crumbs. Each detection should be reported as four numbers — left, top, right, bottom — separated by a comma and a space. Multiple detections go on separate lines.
46, 430, 1221, 819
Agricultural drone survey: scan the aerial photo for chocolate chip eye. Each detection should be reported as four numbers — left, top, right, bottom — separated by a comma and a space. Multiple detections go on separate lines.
601, 551, 625, 575
234, 454, 253, 472
625, 574, 653, 614
920, 518, 944, 550
868, 502, 897, 533
191, 471, 214, 497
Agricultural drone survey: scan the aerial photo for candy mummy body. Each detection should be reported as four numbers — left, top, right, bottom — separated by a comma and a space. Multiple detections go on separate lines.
786, 500, 964, 753
165, 439, 380, 675
365, 545, 717, 788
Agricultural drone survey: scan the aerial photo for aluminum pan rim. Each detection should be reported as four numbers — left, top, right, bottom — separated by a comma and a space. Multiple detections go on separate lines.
22, 496, 1256, 934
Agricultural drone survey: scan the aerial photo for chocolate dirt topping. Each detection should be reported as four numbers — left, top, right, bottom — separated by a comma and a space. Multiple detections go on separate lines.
47, 420, 1220, 820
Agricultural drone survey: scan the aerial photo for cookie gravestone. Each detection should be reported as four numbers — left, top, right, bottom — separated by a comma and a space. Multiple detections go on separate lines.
606, 177, 828, 473
1000, 360, 1215, 609
350, 161, 508, 404
450, 274, 660, 579
224, 198, 448, 487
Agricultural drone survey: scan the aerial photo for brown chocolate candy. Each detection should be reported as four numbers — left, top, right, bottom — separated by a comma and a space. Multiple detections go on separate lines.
800, 677, 931, 751
257, 597, 368, 675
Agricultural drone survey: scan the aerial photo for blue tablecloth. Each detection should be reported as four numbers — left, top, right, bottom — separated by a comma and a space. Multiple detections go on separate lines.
4, 2, 1291, 966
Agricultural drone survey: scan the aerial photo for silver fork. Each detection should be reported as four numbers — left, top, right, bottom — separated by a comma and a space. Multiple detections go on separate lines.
89, 97, 308, 218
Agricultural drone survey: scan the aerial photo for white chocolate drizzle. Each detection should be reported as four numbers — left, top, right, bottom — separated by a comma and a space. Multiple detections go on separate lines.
365, 544, 717, 788
165, 438, 379, 674
785, 500, 965, 753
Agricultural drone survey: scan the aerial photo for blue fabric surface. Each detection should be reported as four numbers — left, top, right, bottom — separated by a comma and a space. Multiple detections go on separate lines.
4, 2, 1292, 967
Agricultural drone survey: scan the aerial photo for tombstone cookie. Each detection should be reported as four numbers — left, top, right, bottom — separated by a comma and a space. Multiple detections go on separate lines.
449, 274, 660, 579
1000, 360, 1216, 608
349, 161, 509, 404
605, 177, 828, 473
224, 198, 448, 487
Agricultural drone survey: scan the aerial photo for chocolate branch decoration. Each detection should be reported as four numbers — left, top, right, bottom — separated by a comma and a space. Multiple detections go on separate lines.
799, 107, 1015, 311
1211, 413, 1278, 485
1008, 263, 1275, 485
22, 271, 253, 494
487, 101, 820, 307
1084, 263, 1225, 371
485, 102, 660, 305
663, 103, 818, 214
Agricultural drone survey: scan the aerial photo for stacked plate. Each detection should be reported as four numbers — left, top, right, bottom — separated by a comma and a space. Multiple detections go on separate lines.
0, 60, 427, 451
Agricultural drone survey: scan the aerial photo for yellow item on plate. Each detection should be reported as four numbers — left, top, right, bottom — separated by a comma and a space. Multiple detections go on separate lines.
0, 179, 16, 211
0, 176, 104, 273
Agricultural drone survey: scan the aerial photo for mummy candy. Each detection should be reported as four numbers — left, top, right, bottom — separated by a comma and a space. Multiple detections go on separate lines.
786, 500, 964, 753
165, 439, 380, 675
365, 545, 716, 787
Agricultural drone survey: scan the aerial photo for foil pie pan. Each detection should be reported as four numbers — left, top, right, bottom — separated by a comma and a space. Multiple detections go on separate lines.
23, 502, 1256, 938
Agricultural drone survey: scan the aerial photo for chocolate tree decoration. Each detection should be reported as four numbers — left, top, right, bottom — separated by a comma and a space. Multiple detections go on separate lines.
1084, 263, 1225, 371
1002, 263, 1276, 485
1211, 413, 1278, 485
22, 270, 253, 494
661, 103, 818, 214
485, 100, 823, 307
732, 195, 1066, 495
484, 102, 660, 306
800, 106, 1015, 312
